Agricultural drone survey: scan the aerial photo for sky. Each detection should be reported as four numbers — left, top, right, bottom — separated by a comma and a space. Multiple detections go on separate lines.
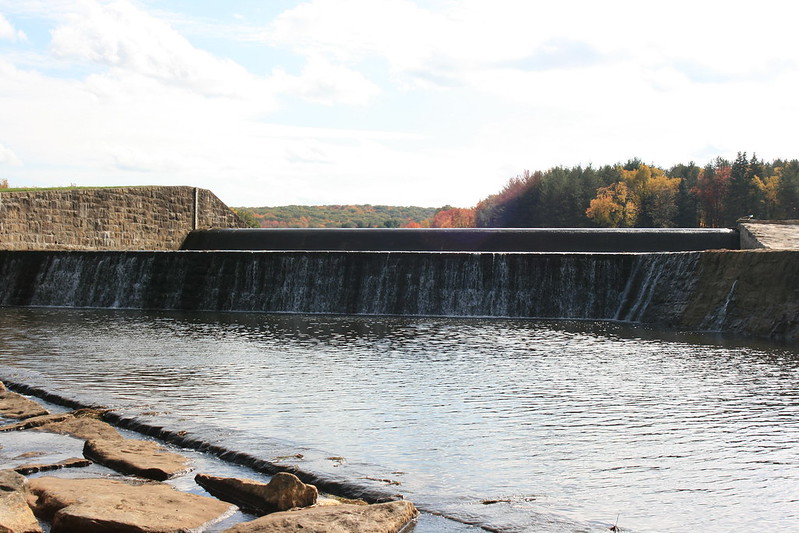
1, 1, 798, 208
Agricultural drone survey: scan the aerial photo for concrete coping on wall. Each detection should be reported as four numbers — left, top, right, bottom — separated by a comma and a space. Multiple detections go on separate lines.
739, 219, 799, 250
180, 227, 741, 253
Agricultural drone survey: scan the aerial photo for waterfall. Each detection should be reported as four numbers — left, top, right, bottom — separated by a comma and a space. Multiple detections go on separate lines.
702, 280, 738, 331
2, 247, 794, 341
0, 250, 642, 319
613, 252, 701, 326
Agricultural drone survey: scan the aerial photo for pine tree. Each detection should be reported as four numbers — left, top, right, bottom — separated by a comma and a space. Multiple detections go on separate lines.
725, 151, 755, 223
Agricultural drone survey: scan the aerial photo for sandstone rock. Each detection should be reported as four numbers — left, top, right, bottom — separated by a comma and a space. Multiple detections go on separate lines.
195, 472, 317, 515
27, 476, 234, 533
83, 438, 190, 480
220, 500, 418, 533
0, 382, 6, 392
0, 471, 27, 495
15, 458, 92, 476
11, 452, 46, 461
0, 470, 42, 533
36, 415, 122, 441
0, 413, 74, 432
0, 392, 49, 420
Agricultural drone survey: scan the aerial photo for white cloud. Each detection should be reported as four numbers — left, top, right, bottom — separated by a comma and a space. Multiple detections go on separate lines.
265, 0, 799, 93
49, 0, 260, 99
0, 142, 20, 165
0, 13, 26, 41
271, 56, 380, 105
2, 0, 799, 207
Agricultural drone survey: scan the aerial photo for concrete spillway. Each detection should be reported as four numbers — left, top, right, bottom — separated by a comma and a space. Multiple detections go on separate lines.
180, 228, 740, 252
1, 248, 797, 341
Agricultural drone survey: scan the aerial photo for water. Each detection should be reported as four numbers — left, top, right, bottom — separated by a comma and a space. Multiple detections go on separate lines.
1, 307, 797, 532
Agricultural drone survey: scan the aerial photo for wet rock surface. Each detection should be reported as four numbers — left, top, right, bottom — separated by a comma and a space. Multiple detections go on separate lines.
35, 411, 123, 441
0, 413, 73, 432
14, 457, 92, 476
27, 476, 235, 533
83, 438, 191, 481
1, 381, 426, 533
195, 472, 318, 514
220, 500, 419, 533
0, 392, 49, 420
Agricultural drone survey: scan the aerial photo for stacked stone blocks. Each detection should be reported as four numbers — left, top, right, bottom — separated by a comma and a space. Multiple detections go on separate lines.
0, 186, 244, 251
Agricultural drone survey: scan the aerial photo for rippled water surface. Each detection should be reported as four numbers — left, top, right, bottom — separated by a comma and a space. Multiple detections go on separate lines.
1, 308, 798, 532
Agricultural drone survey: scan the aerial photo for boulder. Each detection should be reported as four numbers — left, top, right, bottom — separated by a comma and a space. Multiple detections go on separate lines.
195, 472, 317, 514
83, 438, 190, 481
0, 392, 48, 420
0, 470, 42, 533
220, 500, 418, 533
27, 476, 234, 533
0, 413, 74, 432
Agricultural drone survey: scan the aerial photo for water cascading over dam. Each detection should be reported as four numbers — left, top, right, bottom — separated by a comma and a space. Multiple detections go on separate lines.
0, 227, 796, 341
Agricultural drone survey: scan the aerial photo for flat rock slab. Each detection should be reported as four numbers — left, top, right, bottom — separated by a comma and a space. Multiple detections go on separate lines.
195, 472, 318, 515
0, 413, 74, 432
221, 500, 418, 533
0, 470, 42, 533
0, 391, 49, 420
27, 476, 235, 533
15, 457, 92, 476
83, 438, 190, 481
0, 432, 86, 475
36, 415, 122, 441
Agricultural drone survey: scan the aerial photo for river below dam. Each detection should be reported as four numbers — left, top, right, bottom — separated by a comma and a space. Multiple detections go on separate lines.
1, 308, 797, 532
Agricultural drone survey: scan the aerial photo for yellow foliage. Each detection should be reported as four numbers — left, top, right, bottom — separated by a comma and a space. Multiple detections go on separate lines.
586, 182, 638, 227
754, 174, 781, 218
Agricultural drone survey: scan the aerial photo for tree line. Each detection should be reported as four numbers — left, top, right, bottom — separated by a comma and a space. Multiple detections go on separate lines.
238, 204, 440, 228
468, 153, 799, 228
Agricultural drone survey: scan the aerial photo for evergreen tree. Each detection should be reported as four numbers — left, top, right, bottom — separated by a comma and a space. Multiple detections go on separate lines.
670, 162, 701, 226
725, 151, 759, 222
777, 160, 799, 219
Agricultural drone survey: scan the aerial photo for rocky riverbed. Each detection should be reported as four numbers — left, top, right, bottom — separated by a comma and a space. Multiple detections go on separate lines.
0, 381, 419, 533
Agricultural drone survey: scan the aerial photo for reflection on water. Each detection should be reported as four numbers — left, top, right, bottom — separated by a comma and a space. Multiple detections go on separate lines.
1, 308, 798, 532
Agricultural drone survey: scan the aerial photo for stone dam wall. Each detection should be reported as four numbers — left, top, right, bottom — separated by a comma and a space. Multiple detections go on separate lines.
0, 186, 244, 251
0, 249, 796, 342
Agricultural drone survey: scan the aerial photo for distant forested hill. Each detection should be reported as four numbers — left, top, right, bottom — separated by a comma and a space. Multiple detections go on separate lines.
234, 205, 440, 228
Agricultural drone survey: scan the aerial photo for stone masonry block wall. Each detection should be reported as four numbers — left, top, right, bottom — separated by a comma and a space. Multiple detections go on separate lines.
0, 186, 244, 250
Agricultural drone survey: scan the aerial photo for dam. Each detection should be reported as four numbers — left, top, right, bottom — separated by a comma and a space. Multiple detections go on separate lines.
0, 217, 797, 341
1, 245, 797, 341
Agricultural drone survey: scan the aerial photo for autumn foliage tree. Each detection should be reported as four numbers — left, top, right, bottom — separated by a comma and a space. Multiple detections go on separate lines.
431, 207, 477, 228
585, 182, 638, 227
696, 159, 731, 227
240, 154, 798, 231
